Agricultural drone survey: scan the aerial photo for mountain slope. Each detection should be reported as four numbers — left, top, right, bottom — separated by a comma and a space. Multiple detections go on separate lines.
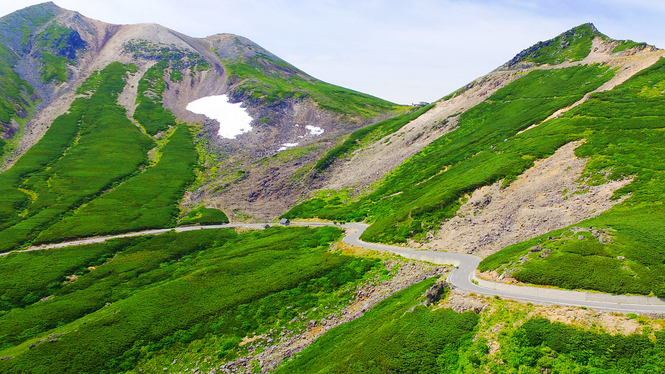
285, 24, 665, 296
0, 2, 404, 250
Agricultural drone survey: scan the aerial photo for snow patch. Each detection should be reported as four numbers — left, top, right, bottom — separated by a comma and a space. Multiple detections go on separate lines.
278, 143, 299, 152
306, 125, 324, 136
186, 95, 253, 139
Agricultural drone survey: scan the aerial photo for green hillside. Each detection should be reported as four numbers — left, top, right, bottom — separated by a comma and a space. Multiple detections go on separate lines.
285, 64, 615, 242
0, 226, 382, 374
0, 62, 154, 252
1, 5, 665, 373
477, 58, 665, 296
278, 282, 665, 374
288, 57, 665, 297
275, 278, 479, 373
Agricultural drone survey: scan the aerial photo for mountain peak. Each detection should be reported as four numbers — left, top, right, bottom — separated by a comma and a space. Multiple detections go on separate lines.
500, 22, 607, 69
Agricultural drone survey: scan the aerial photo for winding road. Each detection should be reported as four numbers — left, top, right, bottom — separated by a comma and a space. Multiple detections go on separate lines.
5, 221, 665, 314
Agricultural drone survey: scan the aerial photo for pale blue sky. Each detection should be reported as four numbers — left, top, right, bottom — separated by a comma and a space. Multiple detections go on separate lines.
3, 1, 664, 104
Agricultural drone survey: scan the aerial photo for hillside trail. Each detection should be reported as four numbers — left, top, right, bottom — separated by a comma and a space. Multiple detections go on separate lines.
5, 221, 665, 314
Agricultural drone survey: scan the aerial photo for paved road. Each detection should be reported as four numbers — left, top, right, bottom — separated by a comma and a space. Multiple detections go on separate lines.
341, 223, 665, 314
6, 221, 665, 313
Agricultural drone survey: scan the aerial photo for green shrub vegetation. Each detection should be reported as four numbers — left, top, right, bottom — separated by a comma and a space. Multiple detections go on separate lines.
313, 104, 434, 173
33, 23, 85, 83
285, 65, 615, 243
0, 226, 387, 374
472, 58, 665, 296
0, 62, 154, 252
0, 42, 36, 142
223, 54, 406, 118
36, 125, 198, 242
0, 238, 133, 312
613, 40, 649, 54
178, 205, 229, 226
38, 51, 70, 83
275, 278, 479, 374
133, 61, 177, 135
498, 317, 665, 373
127, 41, 211, 136
513, 23, 605, 66
449, 296, 665, 373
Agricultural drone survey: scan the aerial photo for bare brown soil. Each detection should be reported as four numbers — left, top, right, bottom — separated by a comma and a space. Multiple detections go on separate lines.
425, 141, 632, 257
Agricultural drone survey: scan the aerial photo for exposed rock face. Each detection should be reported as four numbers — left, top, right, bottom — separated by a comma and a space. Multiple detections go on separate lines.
427, 141, 632, 257
424, 281, 448, 306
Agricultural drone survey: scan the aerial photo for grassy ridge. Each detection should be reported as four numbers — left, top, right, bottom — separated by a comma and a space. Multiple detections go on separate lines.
0, 62, 154, 252
613, 40, 649, 54
285, 65, 615, 243
178, 205, 229, 226
224, 55, 406, 118
133, 61, 177, 135
477, 58, 665, 296
313, 104, 435, 173
275, 278, 479, 374
507, 23, 604, 67
37, 125, 198, 242
0, 226, 383, 374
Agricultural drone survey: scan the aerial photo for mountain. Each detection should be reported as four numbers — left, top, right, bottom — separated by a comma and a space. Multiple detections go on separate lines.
286, 22, 665, 297
0, 2, 408, 250
2, 2, 665, 373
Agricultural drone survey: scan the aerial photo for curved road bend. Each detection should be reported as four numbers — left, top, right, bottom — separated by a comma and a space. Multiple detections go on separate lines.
341, 223, 665, 314
5, 221, 665, 314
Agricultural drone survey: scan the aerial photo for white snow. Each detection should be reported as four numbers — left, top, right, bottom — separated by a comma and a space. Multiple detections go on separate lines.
278, 142, 299, 152
306, 125, 324, 136
186, 95, 253, 139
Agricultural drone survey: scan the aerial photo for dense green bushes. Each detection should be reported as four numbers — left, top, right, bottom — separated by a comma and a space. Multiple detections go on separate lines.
37, 125, 198, 242
0, 43, 35, 130
178, 205, 229, 226
275, 278, 479, 373
502, 318, 665, 372
0, 226, 386, 374
0, 62, 153, 252
133, 61, 176, 135
0, 239, 133, 312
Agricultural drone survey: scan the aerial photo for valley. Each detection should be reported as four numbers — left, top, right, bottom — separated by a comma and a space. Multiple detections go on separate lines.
1, 2, 665, 373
